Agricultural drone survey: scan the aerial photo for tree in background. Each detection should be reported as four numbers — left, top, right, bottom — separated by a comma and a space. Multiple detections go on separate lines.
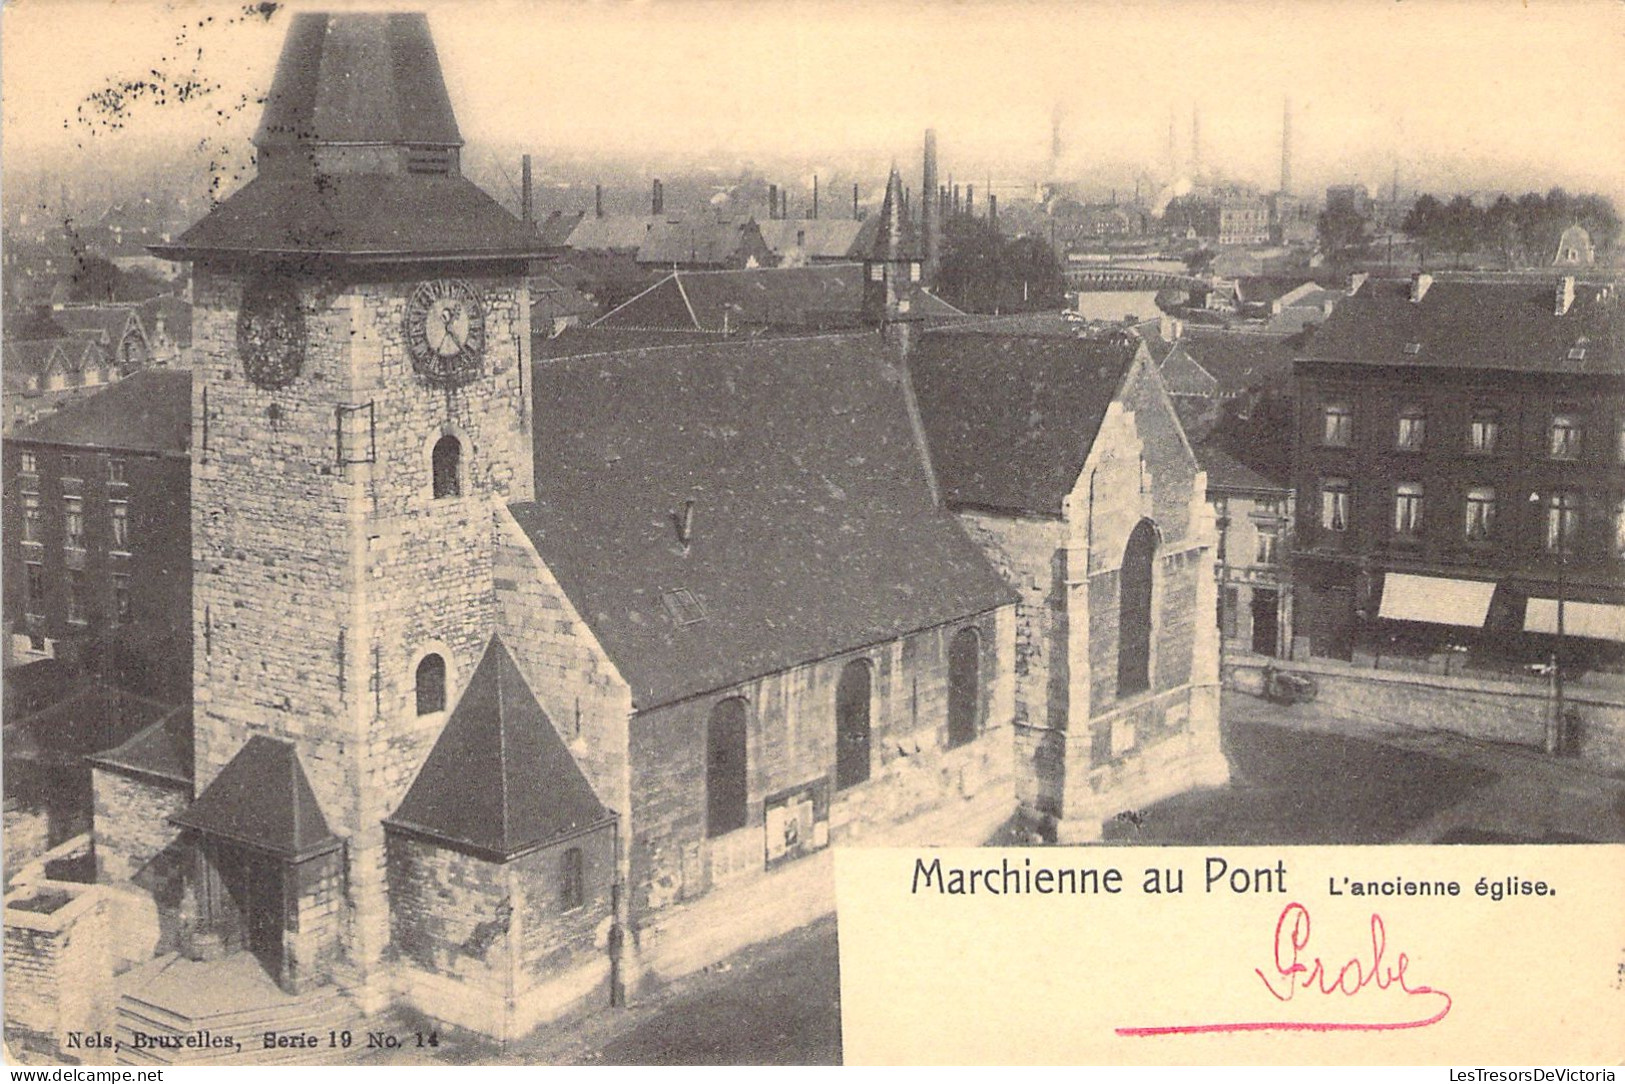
1316, 203, 1369, 258
1401, 188, 1619, 268
937, 216, 1064, 313
1403, 194, 1444, 269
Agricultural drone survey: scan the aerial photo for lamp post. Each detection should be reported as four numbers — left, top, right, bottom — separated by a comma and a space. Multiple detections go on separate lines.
1529, 490, 1567, 755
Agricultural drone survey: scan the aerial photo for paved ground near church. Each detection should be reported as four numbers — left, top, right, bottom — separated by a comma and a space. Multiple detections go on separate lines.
360, 688, 1624, 1065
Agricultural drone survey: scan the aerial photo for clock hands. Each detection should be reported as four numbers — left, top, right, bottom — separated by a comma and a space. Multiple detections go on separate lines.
438, 305, 467, 355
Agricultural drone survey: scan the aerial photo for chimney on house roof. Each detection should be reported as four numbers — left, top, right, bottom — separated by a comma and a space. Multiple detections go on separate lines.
1555, 275, 1576, 316
1409, 272, 1432, 303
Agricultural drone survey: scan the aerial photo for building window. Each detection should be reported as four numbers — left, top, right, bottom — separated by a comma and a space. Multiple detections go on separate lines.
835, 659, 872, 789
1321, 402, 1352, 447
415, 653, 447, 715
1396, 406, 1426, 450
559, 847, 585, 911
67, 570, 86, 624
108, 458, 127, 485
1117, 520, 1157, 698
947, 627, 982, 748
1615, 500, 1625, 558
706, 697, 749, 838
1320, 478, 1350, 532
20, 451, 38, 474
1393, 483, 1424, 537
61, 454, 78, 477
1545, 492, 1580, 554
1616, 418, 1625, 464
431, 435, 462, 499
110, 501, 130, 551
24, 564, 45, 618
23, 495, 43, 543
909, 262, 922, 283
1254, 529, 1279, 565
1548, 413, 1581, 460
64, 496, 84, 549
1464, 487, 1496, 542
1468, 409, 1499, 456
113, 574, 132, 624
868, 263, 883, 282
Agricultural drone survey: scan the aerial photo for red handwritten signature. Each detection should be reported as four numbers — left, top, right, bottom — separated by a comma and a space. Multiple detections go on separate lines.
1117, 901, 1453, 1036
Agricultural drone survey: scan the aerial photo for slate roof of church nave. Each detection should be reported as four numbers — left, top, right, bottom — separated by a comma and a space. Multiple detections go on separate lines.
510, 333, 1016, 711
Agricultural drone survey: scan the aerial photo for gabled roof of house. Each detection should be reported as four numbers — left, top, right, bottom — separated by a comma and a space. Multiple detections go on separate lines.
537, 210, 585, 248
909, 331, 1142, 517
12, 370, 190, 454
53, 306, 145, 346
386, 637, 613, 861
171, 736, 340, 860
529, 274, 596, 321
1167, 329, 1297, 394
636, 217, 765, 267
595, 265, 965, 334
1195, 442, 1289, 494
757, 218, 869, 260
565, 214, 661, 252
510, 334, 1014, 710
1308, 277, 1620, 375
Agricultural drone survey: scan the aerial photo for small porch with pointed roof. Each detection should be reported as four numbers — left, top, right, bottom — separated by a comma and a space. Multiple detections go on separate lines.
386, 636, 613, 862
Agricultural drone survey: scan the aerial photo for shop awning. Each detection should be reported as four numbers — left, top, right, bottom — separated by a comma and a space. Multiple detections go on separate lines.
1377, 573, 1496, 627
1524, 599, 1625, 643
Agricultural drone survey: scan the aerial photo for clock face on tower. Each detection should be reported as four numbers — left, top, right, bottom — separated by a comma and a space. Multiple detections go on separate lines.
405, 278, 487, 388
236, 278, 306, 390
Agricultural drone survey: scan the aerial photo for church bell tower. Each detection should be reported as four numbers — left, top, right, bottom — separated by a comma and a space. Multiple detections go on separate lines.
153, 12, 544, 1002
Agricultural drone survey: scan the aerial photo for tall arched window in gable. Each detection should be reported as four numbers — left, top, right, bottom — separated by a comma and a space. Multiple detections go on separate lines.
432, 434, 462, 499
416, 652, 447, 715
947, 627, 981, 748
706, 697, 749, 838
835, 660, 872, 789
1117, 519, 1157, 698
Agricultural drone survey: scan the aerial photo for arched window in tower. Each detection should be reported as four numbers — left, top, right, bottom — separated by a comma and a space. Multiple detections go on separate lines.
432, 434, 462, 499
706, 697, 748, 838
947, 627, 982, 748
416, 653, 447, 715
835, 660, 872, 790
1118, 520, 1158, 698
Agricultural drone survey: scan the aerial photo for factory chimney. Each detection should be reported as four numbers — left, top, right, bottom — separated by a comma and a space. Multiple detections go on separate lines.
652, 179, 663, 215
521, 154, 533, 226
923, 128, 940, 285
595, 183, 604, 218
1280, 97, 1293, 195
1191, 104, 1202, 178
813, 175, 819, 219
769, 184, 779, 221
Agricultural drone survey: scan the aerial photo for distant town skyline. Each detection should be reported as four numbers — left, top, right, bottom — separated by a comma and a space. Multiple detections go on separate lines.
3, 0, 1623, 208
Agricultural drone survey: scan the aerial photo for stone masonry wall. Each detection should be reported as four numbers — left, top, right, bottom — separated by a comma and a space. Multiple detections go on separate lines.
386, 833, 513, 1001
624, 607, 1012, 926
90, 767, 188, 918
4, 885, 113, 1061
190, 263, 533, 999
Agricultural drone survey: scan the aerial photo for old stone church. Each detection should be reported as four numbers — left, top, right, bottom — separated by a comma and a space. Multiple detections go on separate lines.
84, 11, 1225, 1043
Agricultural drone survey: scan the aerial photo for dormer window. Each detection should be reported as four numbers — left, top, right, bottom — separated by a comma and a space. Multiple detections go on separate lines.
1402, 342, 1422, 355
1568, 345, 1587, 360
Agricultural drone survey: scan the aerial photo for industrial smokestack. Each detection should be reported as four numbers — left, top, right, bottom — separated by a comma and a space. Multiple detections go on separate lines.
1280, 97, 1293, 195
966, 184, 974, 216
652, 179, 663, 215
923, 128, 940, 285
521, 154, 533, 226
595, 183, 604, 218
853, 183, 860, 220
813, 175, 819, 219
769, 184, 778, 221
989, 193, 997, 228
1191, 104, 1202, 177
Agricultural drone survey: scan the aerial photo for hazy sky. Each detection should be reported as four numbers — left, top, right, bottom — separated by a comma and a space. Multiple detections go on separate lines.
3, 0, 1623, 202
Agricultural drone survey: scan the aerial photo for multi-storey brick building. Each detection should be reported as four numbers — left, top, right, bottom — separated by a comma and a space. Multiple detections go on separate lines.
2, 370, 191, 696
1292, 272, 1624, 666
